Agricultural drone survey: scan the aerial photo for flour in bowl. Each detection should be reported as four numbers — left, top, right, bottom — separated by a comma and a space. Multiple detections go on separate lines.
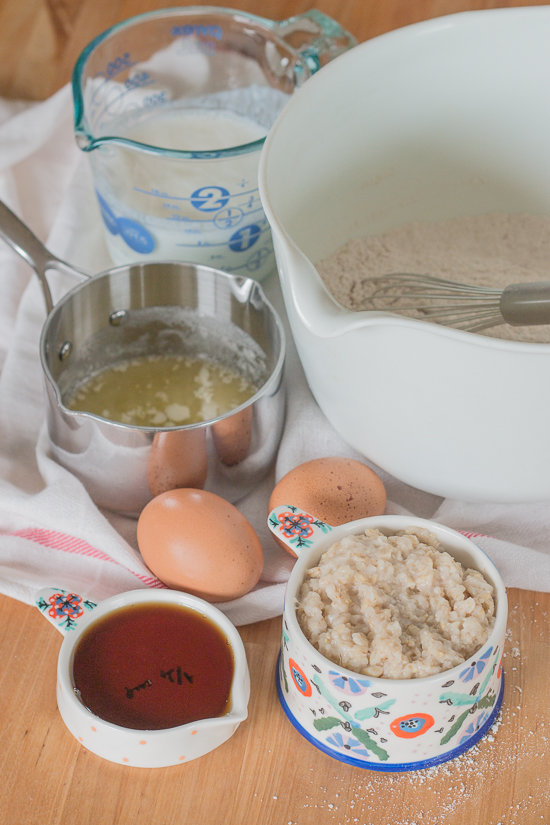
317, 213, 550, 342
297, 526, 495, 680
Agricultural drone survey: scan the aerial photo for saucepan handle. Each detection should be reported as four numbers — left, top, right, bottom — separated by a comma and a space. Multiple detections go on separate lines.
0, 199, 90, 314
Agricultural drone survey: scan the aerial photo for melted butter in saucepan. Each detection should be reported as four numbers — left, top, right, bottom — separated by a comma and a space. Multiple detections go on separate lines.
66, 353, 259, 427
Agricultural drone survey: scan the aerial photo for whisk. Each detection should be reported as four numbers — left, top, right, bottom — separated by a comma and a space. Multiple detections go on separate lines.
367, 273, 550, 332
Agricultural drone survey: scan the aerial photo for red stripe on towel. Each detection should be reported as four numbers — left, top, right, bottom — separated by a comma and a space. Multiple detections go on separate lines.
9, 527, 165, 589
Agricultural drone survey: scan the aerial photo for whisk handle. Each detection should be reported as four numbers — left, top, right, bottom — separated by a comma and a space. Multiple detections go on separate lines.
500, 281, 550, 326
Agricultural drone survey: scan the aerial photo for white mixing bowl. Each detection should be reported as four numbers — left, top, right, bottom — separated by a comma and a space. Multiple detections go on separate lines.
259, 7, 550, 503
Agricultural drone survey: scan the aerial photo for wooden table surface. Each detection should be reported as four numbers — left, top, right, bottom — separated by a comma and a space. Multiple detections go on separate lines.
0, 1, 549, 823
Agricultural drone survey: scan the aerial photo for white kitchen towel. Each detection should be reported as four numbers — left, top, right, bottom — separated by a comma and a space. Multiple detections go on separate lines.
0, 85, 548, 627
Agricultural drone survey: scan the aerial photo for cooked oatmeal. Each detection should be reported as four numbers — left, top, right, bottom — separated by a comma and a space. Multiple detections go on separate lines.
297, 526, 495, 679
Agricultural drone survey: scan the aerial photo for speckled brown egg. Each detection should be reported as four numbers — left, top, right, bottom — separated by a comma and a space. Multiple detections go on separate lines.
137, 488, 263, 602
268, 457, 386, 556
211, 406, 253, 466
147, 429, 208, 497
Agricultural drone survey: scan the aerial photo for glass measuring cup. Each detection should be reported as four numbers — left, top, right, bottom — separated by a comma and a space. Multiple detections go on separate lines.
73, 6, 356, 281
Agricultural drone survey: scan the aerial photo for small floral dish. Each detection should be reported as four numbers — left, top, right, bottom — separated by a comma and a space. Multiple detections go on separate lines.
267, 507, 507, 772
35, 587, 249, 768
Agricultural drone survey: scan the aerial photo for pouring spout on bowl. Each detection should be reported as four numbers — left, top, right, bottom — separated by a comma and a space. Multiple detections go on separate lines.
270, 231, 365, 339
271, 230, 407, 339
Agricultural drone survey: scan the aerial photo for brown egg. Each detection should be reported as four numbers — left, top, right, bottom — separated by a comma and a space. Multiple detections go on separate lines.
268, 457, 386, 556
211, 406, 253, 466
147, 429, 208, 497
137, 488, 263, 602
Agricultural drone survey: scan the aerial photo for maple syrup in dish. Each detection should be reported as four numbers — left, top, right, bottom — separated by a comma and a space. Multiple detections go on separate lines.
71, 603, 234, 730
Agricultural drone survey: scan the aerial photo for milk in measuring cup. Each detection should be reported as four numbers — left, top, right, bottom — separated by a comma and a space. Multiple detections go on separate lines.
122, 107, 267, 151
92, 101, 278, 281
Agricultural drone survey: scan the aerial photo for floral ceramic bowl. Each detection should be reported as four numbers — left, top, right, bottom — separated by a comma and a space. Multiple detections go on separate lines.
35, 587, 249, 768
267, 508, 507, 772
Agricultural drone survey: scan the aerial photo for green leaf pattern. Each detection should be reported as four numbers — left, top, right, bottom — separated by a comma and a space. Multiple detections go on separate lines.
309, 673, 392, 761
438, 647, 500, 745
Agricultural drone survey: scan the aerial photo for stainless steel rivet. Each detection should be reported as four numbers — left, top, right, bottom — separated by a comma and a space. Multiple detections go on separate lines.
58, 341, 72, 361
110, 309, 128, 326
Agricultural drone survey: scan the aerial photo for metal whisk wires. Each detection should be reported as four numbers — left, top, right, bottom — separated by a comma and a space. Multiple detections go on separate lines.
368, 273, 550, 332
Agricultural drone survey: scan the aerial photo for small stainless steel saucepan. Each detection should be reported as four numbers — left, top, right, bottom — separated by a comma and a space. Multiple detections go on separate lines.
0, 201, 285, 515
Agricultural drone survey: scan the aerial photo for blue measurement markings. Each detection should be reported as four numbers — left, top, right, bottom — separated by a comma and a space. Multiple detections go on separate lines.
175, 220, 270, 252
170, 24, 222, 39
133, 185, 264, 230
214, 208, 244, 230
228, 224, 262, 252
134, 185, 258, 205
143, 91, 167, 108
101, 181, 268, 255
93, 70, 156, 122
96, 52, 137, 80
231, 245, 273, 273
190, 186, 230, 211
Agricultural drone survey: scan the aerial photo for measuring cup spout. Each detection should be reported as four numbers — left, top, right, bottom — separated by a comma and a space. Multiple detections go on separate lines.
0, 200, 90, 314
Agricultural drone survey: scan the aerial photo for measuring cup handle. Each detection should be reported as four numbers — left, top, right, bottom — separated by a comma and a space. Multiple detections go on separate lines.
0, 200, 89, 314
275, 10, 357, 76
